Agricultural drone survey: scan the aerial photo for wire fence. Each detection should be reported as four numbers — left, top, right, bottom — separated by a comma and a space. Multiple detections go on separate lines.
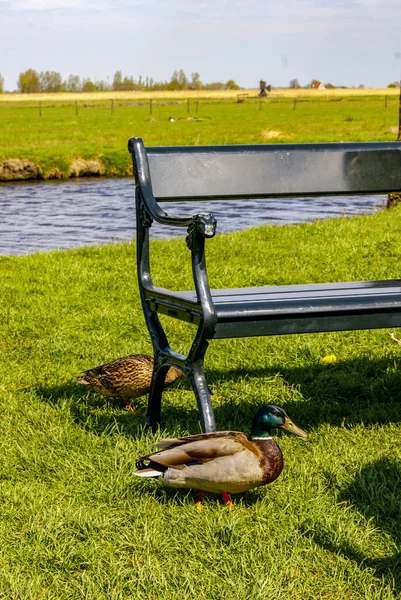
0, 93, 399, 117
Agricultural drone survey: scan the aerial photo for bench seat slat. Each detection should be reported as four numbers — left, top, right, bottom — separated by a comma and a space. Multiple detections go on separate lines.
214, 293, 401, 319
169, 280, 401, 306
149, 280, 401, 337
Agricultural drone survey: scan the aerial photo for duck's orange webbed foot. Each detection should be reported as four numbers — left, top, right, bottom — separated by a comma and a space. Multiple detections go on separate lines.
124, 400, 135, 413
195, 490, 205, 512
221, 492, 234, 510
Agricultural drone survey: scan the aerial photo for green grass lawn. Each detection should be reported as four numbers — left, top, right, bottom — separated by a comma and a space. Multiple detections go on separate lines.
1, 207, 401, 598
0, 94, 399, 179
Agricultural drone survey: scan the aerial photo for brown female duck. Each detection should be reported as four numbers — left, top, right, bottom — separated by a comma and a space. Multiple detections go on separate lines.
76, 354, 184, 412
133, 405, 307, 505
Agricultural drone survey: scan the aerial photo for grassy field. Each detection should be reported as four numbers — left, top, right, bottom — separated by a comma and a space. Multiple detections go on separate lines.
0, 89, 400, 180
1, 207, 401, 598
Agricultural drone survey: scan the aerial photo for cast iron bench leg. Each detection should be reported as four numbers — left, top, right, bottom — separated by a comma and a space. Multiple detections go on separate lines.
145, 353, 216, 433
145, 363, 170, 433
187, 358, 216, 433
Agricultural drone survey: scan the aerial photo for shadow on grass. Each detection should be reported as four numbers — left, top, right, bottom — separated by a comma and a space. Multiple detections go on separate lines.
148, 485, 261, 507
35, 354, 401, 438
301, 457, 401, 595
207, 353, 401, 430
34, 380, 151, 438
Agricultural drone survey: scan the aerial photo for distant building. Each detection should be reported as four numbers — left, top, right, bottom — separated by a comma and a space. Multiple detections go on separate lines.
312, 80, 326, 90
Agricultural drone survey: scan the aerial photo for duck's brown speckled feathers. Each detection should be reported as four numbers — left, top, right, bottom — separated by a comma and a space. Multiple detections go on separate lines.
76, 354, 184, 400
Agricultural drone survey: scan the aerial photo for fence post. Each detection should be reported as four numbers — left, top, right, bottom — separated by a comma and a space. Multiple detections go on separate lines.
39, 101, 42, 117
111, 99, 114, 115
385, 95, 388, 108
196, 99, 199, 113
75, 101, 78, 116
293, 97, 297, 110
187, 98, 190, 114
398, 84, 401, 141
150, 99, 153, 115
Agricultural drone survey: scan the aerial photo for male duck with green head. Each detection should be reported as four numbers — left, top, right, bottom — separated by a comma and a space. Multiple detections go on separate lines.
134, 405, 308, 506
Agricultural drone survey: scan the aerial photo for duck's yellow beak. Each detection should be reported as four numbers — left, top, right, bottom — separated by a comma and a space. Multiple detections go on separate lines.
281, 416, 308, 438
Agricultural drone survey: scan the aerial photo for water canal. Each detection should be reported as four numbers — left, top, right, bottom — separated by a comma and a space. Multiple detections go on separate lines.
0, 177, 387, 256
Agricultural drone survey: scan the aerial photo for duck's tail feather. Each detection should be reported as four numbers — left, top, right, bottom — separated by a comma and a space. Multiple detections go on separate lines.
133, 468, 162, 478
133, 459, 166, 478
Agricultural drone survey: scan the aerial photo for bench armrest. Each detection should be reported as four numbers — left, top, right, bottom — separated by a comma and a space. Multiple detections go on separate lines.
130, 136, 217, 340
129, 136, 217, 237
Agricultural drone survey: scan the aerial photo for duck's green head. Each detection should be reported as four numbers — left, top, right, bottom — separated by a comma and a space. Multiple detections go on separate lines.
250, 405, 308, 439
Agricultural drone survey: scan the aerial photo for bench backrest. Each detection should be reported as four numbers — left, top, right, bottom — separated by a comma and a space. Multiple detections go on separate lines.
145, 142, 401, 201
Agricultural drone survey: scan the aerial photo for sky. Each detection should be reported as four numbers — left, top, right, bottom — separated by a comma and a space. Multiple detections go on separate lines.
0, 0, 400, 91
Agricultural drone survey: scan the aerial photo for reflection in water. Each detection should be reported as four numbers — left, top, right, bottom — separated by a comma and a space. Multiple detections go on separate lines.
0, 177, 386, 256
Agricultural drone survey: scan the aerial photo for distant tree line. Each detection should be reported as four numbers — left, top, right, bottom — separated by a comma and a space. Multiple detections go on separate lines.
7, 68, 240, 93
112, 69, 239, 92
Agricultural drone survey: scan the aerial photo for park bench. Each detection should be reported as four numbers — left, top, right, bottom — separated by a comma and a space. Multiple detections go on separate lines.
128, 137, 401, 433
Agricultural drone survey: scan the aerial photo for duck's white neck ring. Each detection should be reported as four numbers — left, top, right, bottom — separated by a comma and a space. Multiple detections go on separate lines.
250, 436, 272, 441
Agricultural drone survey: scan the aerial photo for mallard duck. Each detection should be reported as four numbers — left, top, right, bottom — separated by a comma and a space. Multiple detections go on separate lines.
76, 354, 184, 412
133, 405, 308, 505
